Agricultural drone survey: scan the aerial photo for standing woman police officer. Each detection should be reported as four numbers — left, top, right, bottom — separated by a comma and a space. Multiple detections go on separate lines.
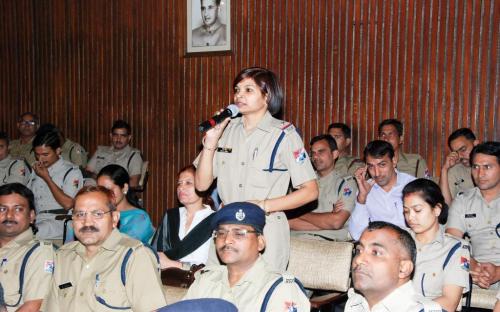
194, 67, 318, 271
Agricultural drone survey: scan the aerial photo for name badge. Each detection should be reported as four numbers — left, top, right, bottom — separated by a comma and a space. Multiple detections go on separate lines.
217, 147, 232, 153
58, 282, 73, 289
464, 213, 476, 218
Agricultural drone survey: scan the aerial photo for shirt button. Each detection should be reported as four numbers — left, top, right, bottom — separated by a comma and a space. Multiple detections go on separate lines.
80, 292, 84, 296
238, 184, 243, 188
222, 161, 225, 165
86, 265, 90, 269
241, 162, 245, 166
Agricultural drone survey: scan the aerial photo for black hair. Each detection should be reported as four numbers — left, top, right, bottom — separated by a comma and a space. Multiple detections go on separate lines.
111, 120, 132, 135
0, 132, 9, 145
97, 164, 142, 208
32, 129, 61, 150
328, 122, 351, 139
310, 134, 338, 151
378, 119, 403, 137
402, 179, 448, 224
177, 165, 215, 210
366, 221, 417, 270
75, 185, 117, 212
447, 128, 476, 148
0, 183, 35, 211
232, 67, 284, 115
363, 140, 395, 160
470, 141, 500, 166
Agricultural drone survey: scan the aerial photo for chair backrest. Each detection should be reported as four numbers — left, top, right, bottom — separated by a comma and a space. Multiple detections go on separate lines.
287, 237, 353, 292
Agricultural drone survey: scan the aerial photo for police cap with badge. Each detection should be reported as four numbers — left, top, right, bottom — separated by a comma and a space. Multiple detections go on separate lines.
210, 202, 266, 233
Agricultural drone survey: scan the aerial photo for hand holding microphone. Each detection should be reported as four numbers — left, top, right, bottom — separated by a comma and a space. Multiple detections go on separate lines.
199, 105, 239, 151
198, 104, 239, 132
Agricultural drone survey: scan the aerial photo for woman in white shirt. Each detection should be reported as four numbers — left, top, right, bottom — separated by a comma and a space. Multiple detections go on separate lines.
154, 165, 215, 269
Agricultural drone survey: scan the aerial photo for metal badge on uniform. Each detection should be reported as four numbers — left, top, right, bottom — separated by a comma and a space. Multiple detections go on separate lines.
235, 209, 245, 221
293, 148, 307, 164
58, 282, 72, 289
216, 147, 232, 153
44, 260, 54, 273
464, 213, 476, 218
97, 156, 105, 160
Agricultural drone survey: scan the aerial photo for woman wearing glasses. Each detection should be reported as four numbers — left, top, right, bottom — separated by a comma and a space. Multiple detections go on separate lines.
403, 179, 470, 312
194, 67, 318, 271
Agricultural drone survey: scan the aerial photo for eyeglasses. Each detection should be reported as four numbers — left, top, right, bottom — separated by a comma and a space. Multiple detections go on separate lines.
213, 228, 259, 240
73, 210, 112, 220
19, 120, 36, 126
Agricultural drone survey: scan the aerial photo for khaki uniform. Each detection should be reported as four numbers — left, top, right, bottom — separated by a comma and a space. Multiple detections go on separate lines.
447, 164, 474, 199
28, 158, 83, 240
44, 229, 167, 312
412, 227, 470, 299
397, 152, 432, 179
195, 111, 316, 272
9, 138, 36, 166
192, 23, 227, 47
291, 171, 357, 241
345, 281, 444, 312
87, 145, 143, 177
61, 139, 88, 168
335, 155, 364, 177
447, 187, 500, 265
184, 256, 310, 312
0, 155, 30, 186
0, 229, 55, 312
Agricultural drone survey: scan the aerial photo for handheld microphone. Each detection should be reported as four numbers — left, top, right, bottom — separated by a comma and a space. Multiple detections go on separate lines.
198, 104, 239, 132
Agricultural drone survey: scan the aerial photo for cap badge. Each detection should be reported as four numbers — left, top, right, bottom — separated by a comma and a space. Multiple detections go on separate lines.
235, 209, 245, 221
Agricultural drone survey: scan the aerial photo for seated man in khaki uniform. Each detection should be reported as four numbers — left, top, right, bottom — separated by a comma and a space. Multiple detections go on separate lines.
345, 221, 444, 311
447, 141, 500, 290
9, 112, 40, 166
37, 124, 88, 169
184, 202, 310, 312
0, 183, 55, 311
439, 128, 479, 205
45, 185, 167, 312
86, 120, 143, 187
0, 132, 30, 186
289, 134, 357, 241
328, 123, 364, 176
378, 119, 431, 179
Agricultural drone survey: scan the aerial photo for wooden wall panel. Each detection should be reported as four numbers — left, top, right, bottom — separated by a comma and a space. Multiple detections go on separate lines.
0, 0, 498, 225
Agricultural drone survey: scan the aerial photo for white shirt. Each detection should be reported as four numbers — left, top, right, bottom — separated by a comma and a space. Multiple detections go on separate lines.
178, 205, 214, 265
349, 171, 415, 240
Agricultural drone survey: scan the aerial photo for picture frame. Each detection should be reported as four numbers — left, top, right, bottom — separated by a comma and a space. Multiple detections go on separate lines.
187, 0, 231, 53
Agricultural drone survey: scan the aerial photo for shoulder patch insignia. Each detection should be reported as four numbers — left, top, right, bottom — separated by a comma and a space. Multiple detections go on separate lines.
293, 148, 307, 164
343, 186, 352, 197
460, 256, 470, 271
44, 260, 55, 273
284, 301, 298, 312
73, 179, 79, 189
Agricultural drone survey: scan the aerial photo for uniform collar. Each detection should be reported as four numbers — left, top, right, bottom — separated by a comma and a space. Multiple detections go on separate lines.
412, 225, 446, 247
372, 281, 415, 311
217, 255, 267, 287
235, 111, 275, 133
111, 144, 131, 154
48, 157, 64, 173
4, 228, 34, 248
199, 20, 224, 34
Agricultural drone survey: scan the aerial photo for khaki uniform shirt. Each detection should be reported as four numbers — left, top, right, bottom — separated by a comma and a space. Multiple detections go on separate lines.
345, 282, 444, 312
291, 171, 357, 241
397, 152, 432, 179
447, 164, 474, 199
9, 138, 36, 166
192, 23, 227, 47
45, 229, 166, 312
0, 229, 55, 311
61, 139, 88, 168
335, 155, 364, 177
447, 187, 500, 265
0, 155, 30, 186
87, 145, 143, 177
412, 226, 470, 299
184, 256, 310, 312
28, 158, 83, 240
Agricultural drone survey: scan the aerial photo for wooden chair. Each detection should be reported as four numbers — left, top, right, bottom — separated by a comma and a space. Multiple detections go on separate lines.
287, 237, 354, 311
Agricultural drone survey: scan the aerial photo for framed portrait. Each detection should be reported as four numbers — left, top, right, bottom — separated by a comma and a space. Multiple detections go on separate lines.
187, 0, 231, 53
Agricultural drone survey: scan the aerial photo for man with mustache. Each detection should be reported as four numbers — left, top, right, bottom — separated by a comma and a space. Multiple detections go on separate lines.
439, 128, 479, 205
9, 112, 40, 166
345, 221, 444, 311
184, 202, 310, 312
45, 185, 167, 312
86, 120, 143, 187
191, 0, 227, 47
29, 129, 83, 243
349, 141, 415, 240
0, 183, 55, 312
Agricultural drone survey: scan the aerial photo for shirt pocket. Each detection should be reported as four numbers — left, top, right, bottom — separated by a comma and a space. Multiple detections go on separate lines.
94, 279, 131, 311
419, 269, 444, 298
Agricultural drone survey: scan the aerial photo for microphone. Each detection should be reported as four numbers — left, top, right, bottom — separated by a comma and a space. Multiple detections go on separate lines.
198, 104, 239, 132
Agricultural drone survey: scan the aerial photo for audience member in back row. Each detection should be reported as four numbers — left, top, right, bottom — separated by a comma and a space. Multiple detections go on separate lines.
327, 122, 364, 177
349, 140, 415, 240
345, 221, 445, 311
86, 119, 144, 187
9, 112, 39, 166
152, 165, 215, 269
439, 128, 479, 205
289, 134, 357, 241
403, 179, 470, 312
447, 141, 500, 290
0, 131, 30, 186
378, 119, 431, 179
28, 130, 83, 242
97, 164, 154, 243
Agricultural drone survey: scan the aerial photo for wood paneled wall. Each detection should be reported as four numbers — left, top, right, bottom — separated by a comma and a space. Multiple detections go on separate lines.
1, 0, 498, 225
